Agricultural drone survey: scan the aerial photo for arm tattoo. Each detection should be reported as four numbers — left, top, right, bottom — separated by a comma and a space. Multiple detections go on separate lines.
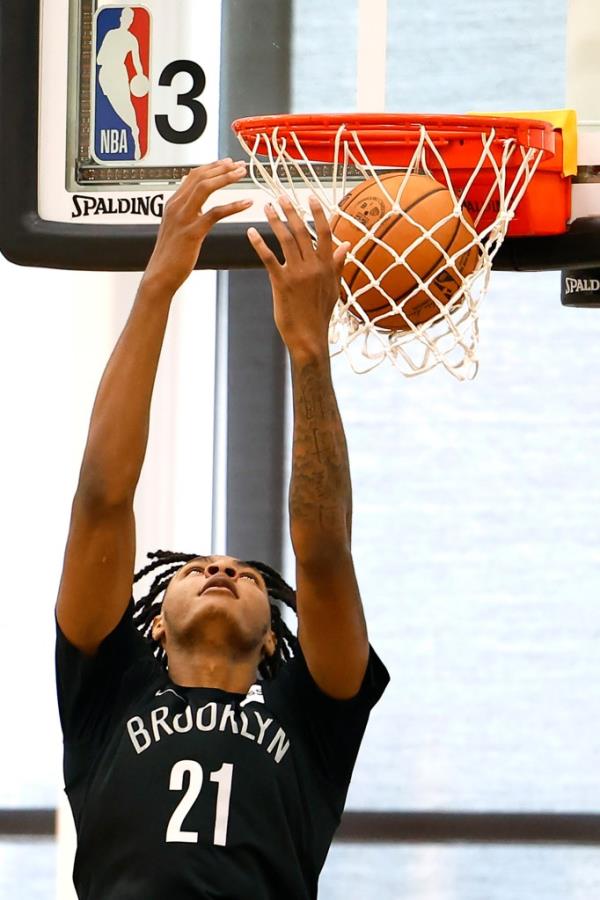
290, 356, 352, 541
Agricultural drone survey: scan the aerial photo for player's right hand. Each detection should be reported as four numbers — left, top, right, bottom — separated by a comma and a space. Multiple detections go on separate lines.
144, 159, 251, 293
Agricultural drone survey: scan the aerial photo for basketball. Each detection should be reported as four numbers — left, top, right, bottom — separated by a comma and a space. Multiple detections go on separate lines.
331, 173, 480, 330
130, 74, 150, 98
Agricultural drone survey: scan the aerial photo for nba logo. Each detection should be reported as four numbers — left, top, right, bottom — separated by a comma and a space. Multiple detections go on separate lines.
93, 6, 151, 162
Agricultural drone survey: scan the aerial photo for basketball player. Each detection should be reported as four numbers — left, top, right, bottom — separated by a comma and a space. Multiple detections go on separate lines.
55, 158, 389, 899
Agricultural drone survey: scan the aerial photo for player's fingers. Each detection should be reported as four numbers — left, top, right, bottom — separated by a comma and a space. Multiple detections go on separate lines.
191, 158, 247, 179
333, 241, 352, 277
264, 203, 302, 264
166, 160, 239, 213
278, 196, 313, 258
201, 199, 253, 227
176, 159, 237, 197
310, 195, 334, 259
247, 227, 281, 275
202, 161, 247, 190
190, 159, 233, 176
185, 164, 247, 212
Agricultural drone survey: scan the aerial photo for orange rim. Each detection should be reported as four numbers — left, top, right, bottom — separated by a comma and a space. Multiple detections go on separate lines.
232, 113, 558, 169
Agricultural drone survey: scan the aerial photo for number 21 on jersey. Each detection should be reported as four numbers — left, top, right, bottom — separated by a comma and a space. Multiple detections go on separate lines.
166, 760, 234, 847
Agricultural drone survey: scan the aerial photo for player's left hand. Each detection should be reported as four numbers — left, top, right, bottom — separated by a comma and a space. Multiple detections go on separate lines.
248, 195, 350, 357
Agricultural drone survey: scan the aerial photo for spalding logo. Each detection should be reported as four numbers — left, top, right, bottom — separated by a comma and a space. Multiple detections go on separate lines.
72, 194, 165, 219
564, 277, 600, 294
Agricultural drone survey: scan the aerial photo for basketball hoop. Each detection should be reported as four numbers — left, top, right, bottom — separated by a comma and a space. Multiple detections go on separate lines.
233, 114, 568, 380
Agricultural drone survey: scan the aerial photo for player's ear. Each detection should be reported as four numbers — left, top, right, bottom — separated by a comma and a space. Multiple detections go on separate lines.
262, 630, 277, 659
151, 614, 166, 647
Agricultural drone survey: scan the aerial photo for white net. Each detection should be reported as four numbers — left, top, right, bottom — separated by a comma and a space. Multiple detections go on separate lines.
237, 121, 546, 380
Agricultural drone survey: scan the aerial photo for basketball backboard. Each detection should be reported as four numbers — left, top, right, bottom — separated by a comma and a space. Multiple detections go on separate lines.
1, 0, 600, 276
0, 0, 293, 270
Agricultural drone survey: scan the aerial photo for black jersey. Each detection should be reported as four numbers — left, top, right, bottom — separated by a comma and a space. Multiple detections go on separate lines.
55, 603, 389, 900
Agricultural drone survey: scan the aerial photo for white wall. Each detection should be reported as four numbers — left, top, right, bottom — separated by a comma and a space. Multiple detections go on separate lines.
0, 255, 217, 897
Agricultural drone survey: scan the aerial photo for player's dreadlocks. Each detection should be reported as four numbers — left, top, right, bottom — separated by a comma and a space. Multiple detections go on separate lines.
132, 550, 298, 680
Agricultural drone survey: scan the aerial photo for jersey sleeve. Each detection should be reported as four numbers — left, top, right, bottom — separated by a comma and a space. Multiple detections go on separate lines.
270, 643, 389, 793
55, 601, 154, 751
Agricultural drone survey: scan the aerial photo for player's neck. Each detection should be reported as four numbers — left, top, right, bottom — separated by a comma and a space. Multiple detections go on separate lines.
167, 645, 259, 694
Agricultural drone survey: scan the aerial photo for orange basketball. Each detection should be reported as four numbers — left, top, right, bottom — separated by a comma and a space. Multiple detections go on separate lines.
331, 173, 480, 330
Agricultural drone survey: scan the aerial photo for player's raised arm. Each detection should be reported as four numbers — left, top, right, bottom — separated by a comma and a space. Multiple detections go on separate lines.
56, 160, 250, 655
248, 196, 369, 699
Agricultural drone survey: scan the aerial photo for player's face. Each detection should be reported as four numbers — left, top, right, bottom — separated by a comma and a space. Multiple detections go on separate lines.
158, 556, 274, 659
